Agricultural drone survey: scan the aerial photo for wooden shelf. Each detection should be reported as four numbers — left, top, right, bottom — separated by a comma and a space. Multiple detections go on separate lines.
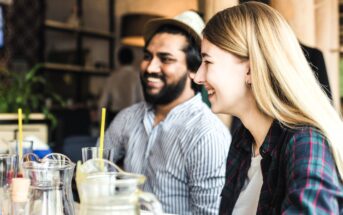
0, 113, 48, 128
0, 113, 45, 121
41, 63, 111, 76
45, 20, 115, 40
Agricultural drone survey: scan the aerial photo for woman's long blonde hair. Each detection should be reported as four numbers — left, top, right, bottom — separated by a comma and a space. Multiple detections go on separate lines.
203, 2, 343, 180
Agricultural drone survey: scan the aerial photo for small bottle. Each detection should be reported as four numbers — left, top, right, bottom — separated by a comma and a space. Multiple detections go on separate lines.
11, 178, 31, 215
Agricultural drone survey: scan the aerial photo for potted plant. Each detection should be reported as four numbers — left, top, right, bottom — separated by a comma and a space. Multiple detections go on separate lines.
0, 64, 65, 127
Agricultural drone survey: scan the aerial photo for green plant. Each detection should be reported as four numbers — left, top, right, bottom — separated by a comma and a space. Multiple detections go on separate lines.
0, 64, 65, 127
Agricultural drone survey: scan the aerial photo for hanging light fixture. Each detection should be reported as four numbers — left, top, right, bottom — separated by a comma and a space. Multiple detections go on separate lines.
120, 13, 162, 47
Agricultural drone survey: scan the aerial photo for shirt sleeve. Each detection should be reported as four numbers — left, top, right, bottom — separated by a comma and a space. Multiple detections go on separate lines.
186, 129, 230, 215
282, 128, 343, 214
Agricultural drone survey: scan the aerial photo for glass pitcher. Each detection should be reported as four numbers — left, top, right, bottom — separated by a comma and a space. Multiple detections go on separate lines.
22, 153, 75, 215
76, 159, 163, 215
0, 154, 18, 215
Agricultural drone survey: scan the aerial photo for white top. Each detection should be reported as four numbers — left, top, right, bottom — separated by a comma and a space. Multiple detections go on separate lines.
232, 154, 263, 215
98, 65, 144, 112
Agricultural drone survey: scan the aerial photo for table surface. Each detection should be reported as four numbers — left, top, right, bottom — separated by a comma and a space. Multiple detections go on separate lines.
74, 202, 174, 215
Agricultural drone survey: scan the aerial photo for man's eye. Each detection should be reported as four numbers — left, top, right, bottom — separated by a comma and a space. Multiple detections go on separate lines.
161, 57, 175, 64
143, 53, 152, 61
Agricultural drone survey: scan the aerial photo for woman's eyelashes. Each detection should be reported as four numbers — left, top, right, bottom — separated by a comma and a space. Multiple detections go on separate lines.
203, 59, 213, 66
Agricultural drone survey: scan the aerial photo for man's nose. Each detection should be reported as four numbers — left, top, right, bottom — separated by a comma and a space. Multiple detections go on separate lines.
146, 57, 161, 73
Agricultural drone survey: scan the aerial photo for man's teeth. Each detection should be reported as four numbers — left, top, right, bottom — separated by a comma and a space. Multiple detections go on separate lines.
147, 77, 161, 83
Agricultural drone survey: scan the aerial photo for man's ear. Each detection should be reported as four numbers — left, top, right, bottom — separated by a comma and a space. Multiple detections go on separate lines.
188, 72, 196, 80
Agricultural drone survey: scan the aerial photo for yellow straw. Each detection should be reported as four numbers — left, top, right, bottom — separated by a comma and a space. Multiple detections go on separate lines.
99, 108, 106, 160
18, 108, 23, 160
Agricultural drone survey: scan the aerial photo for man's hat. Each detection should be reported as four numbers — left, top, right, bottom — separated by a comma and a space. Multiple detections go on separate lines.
143, 10, 205, 46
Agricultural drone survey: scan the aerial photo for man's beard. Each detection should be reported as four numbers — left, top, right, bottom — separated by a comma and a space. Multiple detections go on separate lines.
140, 72, 188, 105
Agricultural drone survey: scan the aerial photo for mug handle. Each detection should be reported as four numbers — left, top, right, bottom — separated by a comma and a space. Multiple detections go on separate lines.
138, 190, 164, 215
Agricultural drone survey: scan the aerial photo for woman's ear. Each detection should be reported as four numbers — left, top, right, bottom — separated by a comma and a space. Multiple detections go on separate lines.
245, 65, 252, 86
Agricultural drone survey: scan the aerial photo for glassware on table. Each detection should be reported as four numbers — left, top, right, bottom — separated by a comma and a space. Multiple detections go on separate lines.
22, 153, 75, 215
1, 140, 33, 155
11, 178, 31, 215
16, 140, 33, 155
81, 147, 115, 163
76, 159, 163, 215
0, 154, 19, 215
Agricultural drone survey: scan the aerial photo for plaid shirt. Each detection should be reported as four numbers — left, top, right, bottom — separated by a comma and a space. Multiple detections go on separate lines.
219, 120, 343, 214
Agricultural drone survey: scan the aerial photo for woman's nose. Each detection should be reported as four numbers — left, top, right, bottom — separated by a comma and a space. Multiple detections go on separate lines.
193, 64, 205, 85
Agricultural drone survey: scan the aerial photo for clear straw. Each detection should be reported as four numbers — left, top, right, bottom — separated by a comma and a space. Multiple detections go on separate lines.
99, 108, 106, 160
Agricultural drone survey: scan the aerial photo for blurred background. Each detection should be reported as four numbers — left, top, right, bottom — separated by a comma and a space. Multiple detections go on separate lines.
0, 0, 340, 157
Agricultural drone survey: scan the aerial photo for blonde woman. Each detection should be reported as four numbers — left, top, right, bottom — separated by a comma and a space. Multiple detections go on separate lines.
194, 2, 343, 214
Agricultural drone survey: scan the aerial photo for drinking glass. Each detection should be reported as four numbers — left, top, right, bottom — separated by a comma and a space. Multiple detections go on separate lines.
81, 147, 115, 163
76, 159, 163, 215
7, 140, 33, 155
0, 154, 18, 215
22, 153, 75, 215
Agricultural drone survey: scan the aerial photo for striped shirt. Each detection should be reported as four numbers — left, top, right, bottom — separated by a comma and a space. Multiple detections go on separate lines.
220, 120, 343, 214
103, 94, 231, 214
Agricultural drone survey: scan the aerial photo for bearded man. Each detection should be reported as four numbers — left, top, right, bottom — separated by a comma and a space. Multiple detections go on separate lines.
101, 11, 231, 214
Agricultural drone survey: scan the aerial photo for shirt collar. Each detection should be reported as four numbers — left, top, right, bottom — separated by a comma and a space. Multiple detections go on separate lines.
142, 93, 202, 131
168, 93, 203, 115
234, 124, 254, 153
234, 120, 285, 157
260, 120, 285, 157
144, 93, 202, 116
